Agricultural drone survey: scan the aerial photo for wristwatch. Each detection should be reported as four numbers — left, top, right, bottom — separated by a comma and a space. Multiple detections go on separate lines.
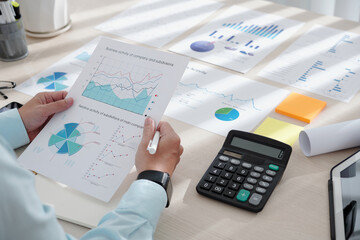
137, 170, 172, 208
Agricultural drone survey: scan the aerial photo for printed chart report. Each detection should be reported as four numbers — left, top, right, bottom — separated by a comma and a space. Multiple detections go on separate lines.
18, 38, 189, 202
164, 62, 289, 136
170, 6, 304, 73
16, 37, 100, 96
259, 25, 360, 102
96, 0, 223, 48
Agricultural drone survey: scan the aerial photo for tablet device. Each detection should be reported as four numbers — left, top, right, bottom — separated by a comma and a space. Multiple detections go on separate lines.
329, 150, 360, 240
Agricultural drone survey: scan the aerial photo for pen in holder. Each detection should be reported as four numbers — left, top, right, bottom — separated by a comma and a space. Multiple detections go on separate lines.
0, 17, 28, 62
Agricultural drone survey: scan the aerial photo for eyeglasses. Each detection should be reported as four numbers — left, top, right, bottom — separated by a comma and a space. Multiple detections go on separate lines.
0, 81, 16, 90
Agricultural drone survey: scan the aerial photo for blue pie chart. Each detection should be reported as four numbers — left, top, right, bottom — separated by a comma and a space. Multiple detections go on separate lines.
215, 108, 239, 121
190, 41, 215, 52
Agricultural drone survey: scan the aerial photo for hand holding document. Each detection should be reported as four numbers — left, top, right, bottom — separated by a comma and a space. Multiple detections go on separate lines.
18, 37, 189, 202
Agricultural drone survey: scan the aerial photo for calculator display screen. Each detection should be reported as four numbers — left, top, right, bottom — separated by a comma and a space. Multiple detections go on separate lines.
231, 137, 284, 160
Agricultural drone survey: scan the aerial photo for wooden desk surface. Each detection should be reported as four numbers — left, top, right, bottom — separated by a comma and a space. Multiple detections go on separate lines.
2, 0, 360, 239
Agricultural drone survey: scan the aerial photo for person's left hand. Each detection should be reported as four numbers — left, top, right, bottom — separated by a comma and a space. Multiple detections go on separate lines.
19, 91, 74, 141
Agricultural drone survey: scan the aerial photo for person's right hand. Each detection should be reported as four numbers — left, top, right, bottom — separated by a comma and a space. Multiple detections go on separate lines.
135, 117, 183, 177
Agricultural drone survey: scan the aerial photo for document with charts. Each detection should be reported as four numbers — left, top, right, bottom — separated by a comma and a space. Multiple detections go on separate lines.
18, 37, 189, 202
164, 62, 289, 136
170, 5, 304, 73
259, 25, 360, 102
16, 37, 100, 96
96, 0, 224, 48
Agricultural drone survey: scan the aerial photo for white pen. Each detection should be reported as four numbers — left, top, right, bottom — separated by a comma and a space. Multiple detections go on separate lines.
5, 1, 15, 22
147, 131, 160, 155
0, 3, 11, 23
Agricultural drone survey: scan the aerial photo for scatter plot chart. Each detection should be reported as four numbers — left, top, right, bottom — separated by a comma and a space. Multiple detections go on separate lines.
82, 124, 141, 191
110, 125, 142, 149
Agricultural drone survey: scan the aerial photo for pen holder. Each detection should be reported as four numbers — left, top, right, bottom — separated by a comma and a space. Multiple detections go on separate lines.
0, 18, 28, 62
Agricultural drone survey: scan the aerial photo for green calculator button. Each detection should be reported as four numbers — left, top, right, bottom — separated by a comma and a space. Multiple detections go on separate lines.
236, 189, 250, 202
269, 164, 279, 171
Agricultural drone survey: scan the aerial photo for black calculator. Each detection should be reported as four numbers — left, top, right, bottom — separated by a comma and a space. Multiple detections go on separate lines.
196, 130, 292, 212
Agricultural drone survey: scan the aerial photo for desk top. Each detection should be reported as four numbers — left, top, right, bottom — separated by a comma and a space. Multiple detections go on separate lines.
2, 0, 360, 239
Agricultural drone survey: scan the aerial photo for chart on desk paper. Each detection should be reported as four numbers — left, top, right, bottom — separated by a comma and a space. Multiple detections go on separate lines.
18, 37, 189, 202
170, 5, 304, 73
259, 25, 360, 102
82, 57, 162, 115
165, 62, 289, 136
16, 37, 100, 96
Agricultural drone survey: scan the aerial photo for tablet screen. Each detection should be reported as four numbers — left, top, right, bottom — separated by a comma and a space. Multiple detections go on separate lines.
339, 158, 360, 239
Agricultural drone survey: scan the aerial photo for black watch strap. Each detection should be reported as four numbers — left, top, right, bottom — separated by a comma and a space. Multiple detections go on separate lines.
137, 170, 172, 208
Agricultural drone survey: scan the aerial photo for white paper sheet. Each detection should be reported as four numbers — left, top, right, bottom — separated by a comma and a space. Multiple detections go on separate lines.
299, 119, 360, 157
259, 25, 360, 102
18, 37, 189, 202
16, 37, 101, 96
169, 5, 304, 73
95, 0, 224, 48
164, 62, 289, 136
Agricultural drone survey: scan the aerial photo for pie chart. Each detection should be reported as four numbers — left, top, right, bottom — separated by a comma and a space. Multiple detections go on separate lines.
37, 72, 68, 91
190, 41, 215, 52
215, 108, 239, 121
48, 123, 83, 156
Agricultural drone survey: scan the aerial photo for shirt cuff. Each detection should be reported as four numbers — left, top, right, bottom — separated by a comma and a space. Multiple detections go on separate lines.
115, 179, 167, 226
0, 109, 29, 149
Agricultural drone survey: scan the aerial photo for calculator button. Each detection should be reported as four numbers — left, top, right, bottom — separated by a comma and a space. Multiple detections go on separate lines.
212, 186, 224, 194
259, 181, 270, 188
229, 182, 241, 191
216, 178, 228, 186
214, 162, 226, 169
236, 189, 250, 202
204, 175, 217, 183
262, 175, 273, 182
223, 189, 236, 198
225, 165, 237, 173
219, 155, 230, 162
249, 193, 263, 206
234, 175, 244, 183
266, 170, 276, 176
247, 177, 257, 184
209, 168, 221, 176
254, 166, 264, 173
221, 171, 233, 180
230, 159, 241, 165
256, 187, 267, 194
200, 181, 212, 190
242, 162, 252, 169
237, 169, 248, 176
269, 164, 279, 171
250, 172, 261, 178
243, 183, 254, 190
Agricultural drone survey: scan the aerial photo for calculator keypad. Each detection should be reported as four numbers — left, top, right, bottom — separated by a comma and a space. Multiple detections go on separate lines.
198, 154, 282, 212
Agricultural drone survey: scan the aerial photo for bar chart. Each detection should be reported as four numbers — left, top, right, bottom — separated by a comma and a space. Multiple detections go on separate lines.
259, 25, 360, 102
221, 22, 285, 39
170, 5, 303, 73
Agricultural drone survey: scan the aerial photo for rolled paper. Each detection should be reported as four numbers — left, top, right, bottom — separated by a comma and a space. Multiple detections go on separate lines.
299, 119, 360, 157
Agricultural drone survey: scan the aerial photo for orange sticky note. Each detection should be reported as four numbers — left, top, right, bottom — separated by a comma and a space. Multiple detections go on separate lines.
275, 93, 326, 123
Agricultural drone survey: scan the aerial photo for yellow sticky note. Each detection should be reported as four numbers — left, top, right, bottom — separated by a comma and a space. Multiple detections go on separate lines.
254, 117, 304, 146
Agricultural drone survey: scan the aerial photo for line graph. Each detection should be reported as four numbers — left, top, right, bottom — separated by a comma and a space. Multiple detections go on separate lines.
110, 125, 142, 150
178, 82, 261, 111
82, 56, 162, 115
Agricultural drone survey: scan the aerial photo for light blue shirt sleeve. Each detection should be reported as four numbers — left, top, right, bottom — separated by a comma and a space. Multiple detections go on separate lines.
0, 109, 166, 240
0, 108, 29, 149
